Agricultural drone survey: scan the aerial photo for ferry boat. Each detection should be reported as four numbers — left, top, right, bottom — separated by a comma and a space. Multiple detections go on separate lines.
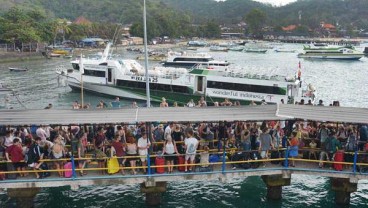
57, 44, 316, 105
297, 45, 364, 60
162, 51, 230, 68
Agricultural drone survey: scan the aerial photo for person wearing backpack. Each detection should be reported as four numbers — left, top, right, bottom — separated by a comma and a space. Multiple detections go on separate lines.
27, 137, 44, 179
320, 130, 341, 168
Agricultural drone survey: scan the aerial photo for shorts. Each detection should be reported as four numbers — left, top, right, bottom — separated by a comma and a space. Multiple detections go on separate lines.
165, 153, 176, 162
13, 162, 26, 169
185, 154, 195, 162
140, 154, 147, 162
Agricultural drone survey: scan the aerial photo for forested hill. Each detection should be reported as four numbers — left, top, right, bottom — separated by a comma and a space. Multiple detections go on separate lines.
159, 0, 368, 28
0, 0, 367, 29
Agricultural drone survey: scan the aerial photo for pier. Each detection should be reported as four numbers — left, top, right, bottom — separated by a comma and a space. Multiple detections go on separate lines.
0, 105, 368, 207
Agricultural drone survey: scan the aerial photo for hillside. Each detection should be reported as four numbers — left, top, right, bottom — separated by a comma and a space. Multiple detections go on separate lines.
0, 0, 367, 29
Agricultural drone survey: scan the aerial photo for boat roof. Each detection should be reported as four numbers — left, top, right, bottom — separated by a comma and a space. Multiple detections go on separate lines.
0, 105, 366, 125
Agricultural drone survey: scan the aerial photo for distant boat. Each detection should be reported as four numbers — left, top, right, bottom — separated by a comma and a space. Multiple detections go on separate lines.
298, 45, 364, 60
274, 49, 296, 53
162, 51, 230, 68
9, 67, 29, 72
229, 46, 245, 52
49, 53, 62, 57
209, 46, 229, 52
243, 48, 268, 53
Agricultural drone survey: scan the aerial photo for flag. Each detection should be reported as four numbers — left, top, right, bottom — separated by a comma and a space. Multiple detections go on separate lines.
298, 61, 301, 69
297, 61, 301, 79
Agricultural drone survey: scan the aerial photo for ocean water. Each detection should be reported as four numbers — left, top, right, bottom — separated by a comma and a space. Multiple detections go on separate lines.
0, 43, 368, 207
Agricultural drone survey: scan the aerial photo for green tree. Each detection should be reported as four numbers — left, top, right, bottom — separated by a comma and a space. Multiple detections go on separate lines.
245, 9, 267, 38
52, 18, 72, 44
204, 21, 221, 38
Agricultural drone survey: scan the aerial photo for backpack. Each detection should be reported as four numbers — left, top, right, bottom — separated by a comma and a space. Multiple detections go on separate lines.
345, 135, 356, 152
26, 144, 40, 164
325, 138, 334, 153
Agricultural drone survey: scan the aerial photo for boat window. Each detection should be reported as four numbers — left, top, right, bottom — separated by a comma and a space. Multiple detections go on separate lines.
173, 58, 210, 62
207, 81, 286, 95
72, 63, 79, 70
116, 80, 190, 94
84, 69, 106, 78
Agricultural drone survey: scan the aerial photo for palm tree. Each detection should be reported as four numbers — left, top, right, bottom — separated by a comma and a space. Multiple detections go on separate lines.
53, 18, 72, 45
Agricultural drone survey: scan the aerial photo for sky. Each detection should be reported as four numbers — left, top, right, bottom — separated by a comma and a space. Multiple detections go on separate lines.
217, 0, 298, 6
253, 0, 297, 6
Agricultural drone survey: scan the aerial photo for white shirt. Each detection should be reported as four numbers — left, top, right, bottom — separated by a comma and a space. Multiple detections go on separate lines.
36, 127, 47, 141
165, 142, 175, 154
185, 137, 199, 154
137, 137, 151, 155
4, 135, 14, 148
164, 126, 172, 140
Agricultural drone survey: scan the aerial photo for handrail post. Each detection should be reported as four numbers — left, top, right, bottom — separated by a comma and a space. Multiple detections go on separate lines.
222, 146, 226, 173
146, 122, 151, 176
353, 150, 358, 174
147, 153, 151, 176
71, 156, 77, 179
284, 147, 289, 168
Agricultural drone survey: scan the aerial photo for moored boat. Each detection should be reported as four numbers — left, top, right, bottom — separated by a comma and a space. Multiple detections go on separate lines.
298, 45, 364, 60
243, 48, 268, 53
9, 67, 29, 72
57, 44, 316, 105
162, 51, 229, 68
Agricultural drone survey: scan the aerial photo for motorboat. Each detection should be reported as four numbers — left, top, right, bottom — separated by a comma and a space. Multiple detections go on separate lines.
162, 51, 229, 68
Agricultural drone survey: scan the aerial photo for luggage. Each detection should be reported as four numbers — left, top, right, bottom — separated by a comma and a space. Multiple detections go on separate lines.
40, 163, 51, 178
302, 151, 310, 159
250, 152, 261, 169
197, 166, 213, 172
6, 163, 17, 180
231, 152, 251, 169
334, 150, 344, 171
270, 151, 281, 164
209, 154, 220, 163
107, 157, 120, 174
177, 156, 186, 172
64, 162, 73, 178
155, 156, 165, 174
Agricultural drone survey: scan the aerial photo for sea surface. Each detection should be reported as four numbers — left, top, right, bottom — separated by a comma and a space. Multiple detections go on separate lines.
0, 43, 368, 207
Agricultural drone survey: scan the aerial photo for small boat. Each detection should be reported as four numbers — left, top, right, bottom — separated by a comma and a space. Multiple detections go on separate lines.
63, 55, 73, 59
274, 49, 296, 53
209, 46, 229, 52
9, 67, 29, 72
49, 53, 62, 57
229, 46, 245, 52
243, 48, 268, 53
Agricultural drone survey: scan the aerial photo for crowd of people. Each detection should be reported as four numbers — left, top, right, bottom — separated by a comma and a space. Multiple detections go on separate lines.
1, 97, 367, 179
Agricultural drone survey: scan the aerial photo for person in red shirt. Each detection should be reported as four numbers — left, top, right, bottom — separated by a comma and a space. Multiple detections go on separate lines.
110, 135, 126, 175
5, 138, 26, 177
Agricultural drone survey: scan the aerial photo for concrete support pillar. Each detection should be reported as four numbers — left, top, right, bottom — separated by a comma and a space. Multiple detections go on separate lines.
7, 188, 40, 208
261, 174, 291, 200
330, 178, 357, 206
140, 181, 167, 206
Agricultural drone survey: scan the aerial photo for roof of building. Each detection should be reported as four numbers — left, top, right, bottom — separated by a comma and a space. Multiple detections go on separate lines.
74, 16, 92, 25
282, 25, 297, 31
0, 105, 367, 126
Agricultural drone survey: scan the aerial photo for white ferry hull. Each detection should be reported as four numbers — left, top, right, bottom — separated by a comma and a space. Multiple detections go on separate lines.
68, 80, 147, 101
298, 53, 364, 60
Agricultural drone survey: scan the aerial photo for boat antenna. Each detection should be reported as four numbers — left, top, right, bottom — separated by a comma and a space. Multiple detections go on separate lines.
143, 0, 150, 107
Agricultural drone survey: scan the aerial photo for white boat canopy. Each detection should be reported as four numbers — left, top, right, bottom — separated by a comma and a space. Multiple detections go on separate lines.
0, 105, 367, 126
